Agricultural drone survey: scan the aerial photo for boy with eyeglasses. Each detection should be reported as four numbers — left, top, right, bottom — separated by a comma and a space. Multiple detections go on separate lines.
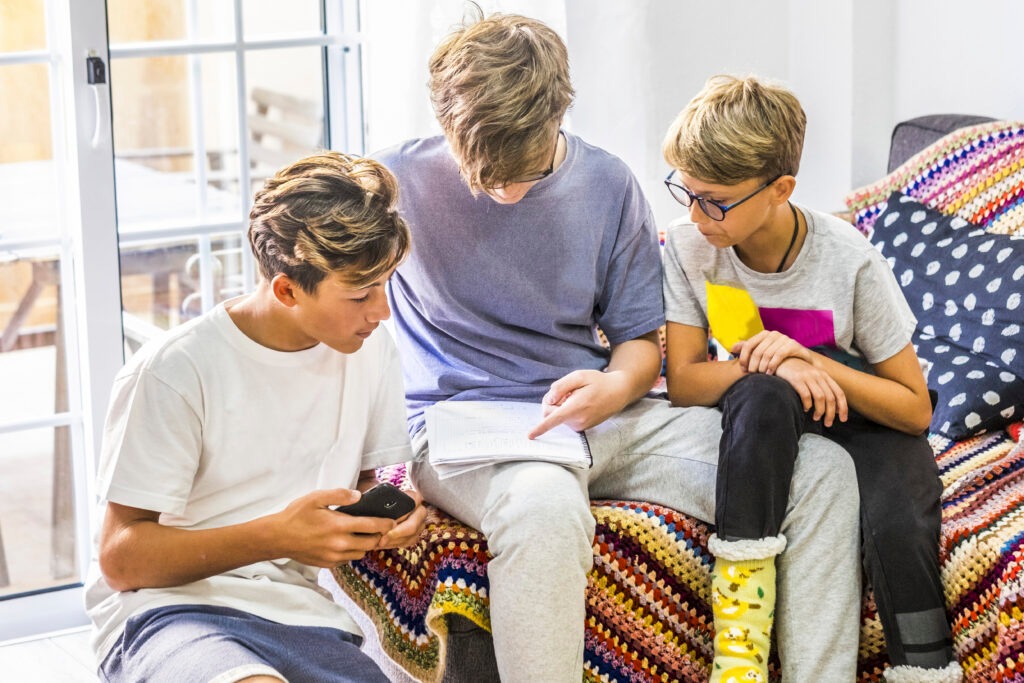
373, 9, 864, 682
662, 74, 958, 682
85, 152, 426, 683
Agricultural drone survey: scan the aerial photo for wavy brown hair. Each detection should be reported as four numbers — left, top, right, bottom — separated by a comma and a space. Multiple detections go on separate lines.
428, 8, 574, 191
248, 152, 410, 293
663, 74, 806, 185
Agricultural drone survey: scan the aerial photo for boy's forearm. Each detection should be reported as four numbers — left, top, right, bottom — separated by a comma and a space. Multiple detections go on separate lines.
809, 352, 932, 434
606, 331, 662, 404
666, 359, 747, 407
100, 514, 281, 592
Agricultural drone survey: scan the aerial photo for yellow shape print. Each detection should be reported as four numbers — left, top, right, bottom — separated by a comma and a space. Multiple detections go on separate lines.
705, 282, 765, 351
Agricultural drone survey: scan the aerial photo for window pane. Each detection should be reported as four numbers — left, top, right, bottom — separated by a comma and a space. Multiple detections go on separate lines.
0, 0, 46, 53
107, 0, 236, 43
0, 425, 78, 597
246, 47, 326, 193
110, 53, 242, 229
0, 64, 57, 243
121, 230, 248, 342
243, 0, 323, 38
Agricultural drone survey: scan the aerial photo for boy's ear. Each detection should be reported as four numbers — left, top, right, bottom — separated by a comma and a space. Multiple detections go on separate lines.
271, 274, 300, 307
770, 175, 797, 205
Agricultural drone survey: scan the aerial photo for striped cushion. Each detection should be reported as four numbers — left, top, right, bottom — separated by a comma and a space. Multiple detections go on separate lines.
845, 120, 1024, 238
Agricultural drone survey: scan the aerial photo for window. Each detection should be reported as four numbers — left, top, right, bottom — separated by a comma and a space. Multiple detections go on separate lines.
0, 0, 363, 640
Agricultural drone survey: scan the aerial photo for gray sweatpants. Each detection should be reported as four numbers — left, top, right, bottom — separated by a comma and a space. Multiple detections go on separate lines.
409, 398, 861, 682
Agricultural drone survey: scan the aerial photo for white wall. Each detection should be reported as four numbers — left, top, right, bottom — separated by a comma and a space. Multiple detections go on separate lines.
361, 0, 1024, 229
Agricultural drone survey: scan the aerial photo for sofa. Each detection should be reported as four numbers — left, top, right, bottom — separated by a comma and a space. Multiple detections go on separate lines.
325, 114, 1024, 682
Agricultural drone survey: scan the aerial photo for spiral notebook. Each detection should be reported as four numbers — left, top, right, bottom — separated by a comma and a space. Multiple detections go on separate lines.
424, 400, 593, 479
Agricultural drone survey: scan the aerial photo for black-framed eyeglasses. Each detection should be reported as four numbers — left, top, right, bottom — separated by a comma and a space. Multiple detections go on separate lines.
664, 171, 781, 221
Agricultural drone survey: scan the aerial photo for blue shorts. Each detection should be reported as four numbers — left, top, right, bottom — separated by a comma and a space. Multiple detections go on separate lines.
99, 604, 390, 683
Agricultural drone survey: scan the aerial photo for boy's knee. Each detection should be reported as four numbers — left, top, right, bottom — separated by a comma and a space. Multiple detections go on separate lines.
723, 374, 803, 426
794, 434, 858, 506
482, 467, 594, 549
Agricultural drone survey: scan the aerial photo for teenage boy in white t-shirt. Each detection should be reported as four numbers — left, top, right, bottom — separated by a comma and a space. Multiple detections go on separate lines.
85, 152, 426, 683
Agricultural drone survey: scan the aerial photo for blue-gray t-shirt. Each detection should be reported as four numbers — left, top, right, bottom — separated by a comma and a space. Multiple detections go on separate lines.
375, 132, 664, 434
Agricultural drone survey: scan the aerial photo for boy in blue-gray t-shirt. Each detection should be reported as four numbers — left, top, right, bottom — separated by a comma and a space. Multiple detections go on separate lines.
662, 74, 958, 682
373, 10, 864, 683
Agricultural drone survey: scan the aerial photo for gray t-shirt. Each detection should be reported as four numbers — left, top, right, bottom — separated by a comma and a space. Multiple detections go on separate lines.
663, 206, 916, 368
376, 132, 664, 433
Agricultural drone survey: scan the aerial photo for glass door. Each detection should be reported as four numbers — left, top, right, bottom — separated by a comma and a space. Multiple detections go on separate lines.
0, 0, 363, 642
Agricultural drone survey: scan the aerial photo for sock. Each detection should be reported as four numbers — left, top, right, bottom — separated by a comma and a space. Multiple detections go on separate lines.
708, 534, 785, 683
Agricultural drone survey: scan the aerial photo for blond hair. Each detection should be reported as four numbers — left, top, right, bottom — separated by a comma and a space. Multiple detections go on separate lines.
663, 74, 806, 185
248, 152, 410, 293
428, 7, 574, 191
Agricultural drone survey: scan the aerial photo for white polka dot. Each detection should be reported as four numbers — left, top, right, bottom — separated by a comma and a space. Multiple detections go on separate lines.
986, 278, 1002, 293
926, 261, 941, 276
969, 264, 985, 279
964, 293, 977, 310
922, 293, 934, 311
901, 270, 914, 286
945, 301, 959, 317
952, 353, 969, 365
950, 324, 963, 341
949, 393, 966, 406
951, 217, 969, 230
982, 309, 996, 325
1008, 293, 1021, 310
945, 271, 960, 286
1001, 371, 1017, 382
967, 370, 986, 379
983, 391, 1002, 405
1004, 324, 1021, 337
978, 239, 995, 253
899, 195, 915, 204
912, 243, 926, 257
941, 420, 952, 433
935, 345, 950, 353
884, 212, 901, 227
952, 244, 969, 259
998, 247, 1013, 263
922, 222, 938, 235
1002, 406, 1017, 419
893, 232, 909, 246
1002, 349, 1017, 365
1014, 265, 1024, 281
911, 210, 927, 223
973, 337, 986, 353
938, 372, 954, 384
937, 237, 953, 248
874, 241, 886, 253
965, 413, 982, 429
886, 256, 896, 268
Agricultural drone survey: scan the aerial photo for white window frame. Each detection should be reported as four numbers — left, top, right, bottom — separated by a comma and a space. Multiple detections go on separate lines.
0, 0, 364, 643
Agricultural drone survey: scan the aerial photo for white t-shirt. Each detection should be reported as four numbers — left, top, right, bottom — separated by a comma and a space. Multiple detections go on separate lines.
663, 205, 917, 368
84, 299, 412, 665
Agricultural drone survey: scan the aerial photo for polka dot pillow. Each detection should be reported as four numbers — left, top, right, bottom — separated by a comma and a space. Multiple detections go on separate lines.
871, 192, 1024, 439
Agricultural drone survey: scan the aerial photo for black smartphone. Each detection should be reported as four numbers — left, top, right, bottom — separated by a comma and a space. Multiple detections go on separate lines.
333, 482, 416, 520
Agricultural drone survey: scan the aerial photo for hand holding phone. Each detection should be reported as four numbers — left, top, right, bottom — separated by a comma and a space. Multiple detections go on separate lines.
333, 482, 416, 520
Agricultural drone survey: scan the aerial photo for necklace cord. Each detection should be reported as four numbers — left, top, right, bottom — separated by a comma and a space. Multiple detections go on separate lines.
776, 203, 800, 273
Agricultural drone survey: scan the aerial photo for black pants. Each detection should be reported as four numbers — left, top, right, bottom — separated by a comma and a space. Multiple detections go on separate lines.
715, 373, 952, 669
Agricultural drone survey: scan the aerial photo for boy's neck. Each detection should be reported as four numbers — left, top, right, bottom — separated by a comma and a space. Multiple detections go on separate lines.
225, 284, 318, 352
733, 202, 805, 274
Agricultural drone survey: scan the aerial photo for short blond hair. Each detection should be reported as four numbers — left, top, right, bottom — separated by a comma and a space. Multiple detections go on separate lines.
663, 74, 806, 185
428, 8, 574, 191
248, 152, 410, 293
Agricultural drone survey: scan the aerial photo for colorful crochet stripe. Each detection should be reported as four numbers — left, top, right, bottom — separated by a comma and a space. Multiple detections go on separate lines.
332, 424, 1023, 682
844, 120, 1024, 238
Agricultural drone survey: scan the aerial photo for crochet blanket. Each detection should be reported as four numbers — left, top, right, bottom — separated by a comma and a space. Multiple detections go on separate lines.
844, 120, 1024, 238
330, 422, 1024, 682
